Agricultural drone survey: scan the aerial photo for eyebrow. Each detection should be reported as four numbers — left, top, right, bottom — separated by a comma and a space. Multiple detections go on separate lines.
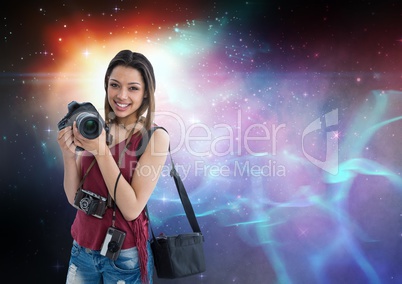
109, 78, 142, 86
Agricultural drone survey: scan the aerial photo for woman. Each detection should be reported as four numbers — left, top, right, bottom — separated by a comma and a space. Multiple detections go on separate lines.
57, 50, 169, 283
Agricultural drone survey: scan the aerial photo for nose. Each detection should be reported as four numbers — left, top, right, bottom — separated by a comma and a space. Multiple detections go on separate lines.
117, 88, 128, 100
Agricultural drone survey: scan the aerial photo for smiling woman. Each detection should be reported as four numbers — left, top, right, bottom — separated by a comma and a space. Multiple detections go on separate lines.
57, 50, 169, 284
104, 52, 155, 131
107, 67, 145, 122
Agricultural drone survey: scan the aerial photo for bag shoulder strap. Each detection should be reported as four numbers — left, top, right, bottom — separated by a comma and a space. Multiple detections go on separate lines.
141, 126, 202, 234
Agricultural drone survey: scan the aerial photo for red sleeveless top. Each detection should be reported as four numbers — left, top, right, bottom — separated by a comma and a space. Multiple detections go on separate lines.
71, 131, 150, 282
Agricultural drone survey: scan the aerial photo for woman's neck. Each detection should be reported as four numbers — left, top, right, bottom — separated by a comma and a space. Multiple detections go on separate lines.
108, 119, 140, 148
116, 117, 137, 131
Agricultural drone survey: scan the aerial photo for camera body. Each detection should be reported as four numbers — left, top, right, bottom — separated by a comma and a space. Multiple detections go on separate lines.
57, 101, 112, 150
73, 189, 108, 219
101, 227, 126, 260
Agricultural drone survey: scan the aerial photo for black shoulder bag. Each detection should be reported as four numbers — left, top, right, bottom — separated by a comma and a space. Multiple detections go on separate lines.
139, 126, 206, 279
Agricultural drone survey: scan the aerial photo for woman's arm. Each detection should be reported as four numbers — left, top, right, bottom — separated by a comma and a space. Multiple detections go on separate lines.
92, 128, 169, 221
62, 156, 81, 205
57, 126, 82, 205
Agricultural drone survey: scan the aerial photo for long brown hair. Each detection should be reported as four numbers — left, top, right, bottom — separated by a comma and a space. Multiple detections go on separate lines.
104, 50, 156, 130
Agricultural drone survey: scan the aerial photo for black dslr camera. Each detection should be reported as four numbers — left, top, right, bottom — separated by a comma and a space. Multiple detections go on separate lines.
57, 101, 112, 150
73, 189, 108, 219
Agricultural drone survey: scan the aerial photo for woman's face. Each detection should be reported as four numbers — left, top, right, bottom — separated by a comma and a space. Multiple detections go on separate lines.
107, 65, 145, 124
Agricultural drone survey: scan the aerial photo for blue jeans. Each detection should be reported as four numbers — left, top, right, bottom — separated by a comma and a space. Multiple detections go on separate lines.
66, 240, 154, 284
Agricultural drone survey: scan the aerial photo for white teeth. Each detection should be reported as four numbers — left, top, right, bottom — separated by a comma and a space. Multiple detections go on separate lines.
116, 102, 129, 108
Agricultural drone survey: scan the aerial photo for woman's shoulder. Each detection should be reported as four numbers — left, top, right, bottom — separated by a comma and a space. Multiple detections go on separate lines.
147, 125, 169, 142
151, 124, 168, 133
146, 125, 170, 151
131, 125, 169, 150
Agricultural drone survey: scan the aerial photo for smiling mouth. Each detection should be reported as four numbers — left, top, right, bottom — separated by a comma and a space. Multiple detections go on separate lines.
115, 101, 130, 109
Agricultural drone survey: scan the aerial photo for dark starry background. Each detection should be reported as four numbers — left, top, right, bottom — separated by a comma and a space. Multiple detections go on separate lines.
1, 1, 402, 283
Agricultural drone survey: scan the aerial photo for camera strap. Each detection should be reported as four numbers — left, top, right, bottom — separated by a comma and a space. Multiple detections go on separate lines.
77, 121, 140, 207
112, 172, 122, 228
110, 123, 138, 227
77, 159, 97, 190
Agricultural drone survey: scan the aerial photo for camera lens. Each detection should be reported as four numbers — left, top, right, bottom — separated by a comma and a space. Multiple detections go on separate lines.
84, 120, 97, 134
76, 112, 103, 139
79, 197, 91, 213
108, 241, 120, 253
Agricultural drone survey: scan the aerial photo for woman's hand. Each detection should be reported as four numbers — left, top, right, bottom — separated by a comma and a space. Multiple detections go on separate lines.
72, 121, 109, 156
57, 126, 76, 159
58, 123, 83, 205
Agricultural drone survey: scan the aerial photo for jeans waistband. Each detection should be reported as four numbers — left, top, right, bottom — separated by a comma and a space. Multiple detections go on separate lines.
73, 240, 99, 254
72, 239, 141, 253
